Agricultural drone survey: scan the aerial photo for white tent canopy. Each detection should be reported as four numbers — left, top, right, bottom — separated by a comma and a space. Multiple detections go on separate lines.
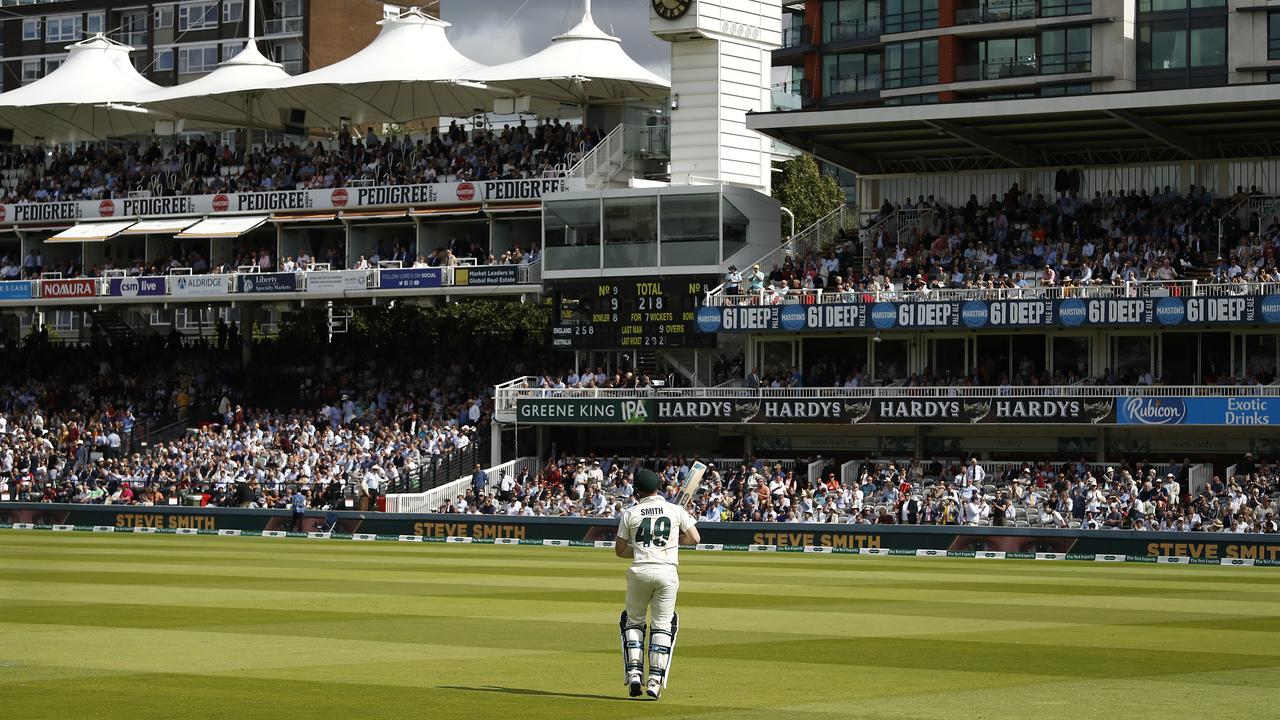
468, 1, 669, 111
137, 42, 290, 129
181, 9, 496, 129
0, 35, 162, 144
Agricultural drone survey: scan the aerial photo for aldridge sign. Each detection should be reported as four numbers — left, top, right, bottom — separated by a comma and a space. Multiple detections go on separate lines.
515, 396, 1117, 425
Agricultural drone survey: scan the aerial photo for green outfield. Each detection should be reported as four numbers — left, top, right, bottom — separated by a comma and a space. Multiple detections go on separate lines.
1, 532, 1278, 719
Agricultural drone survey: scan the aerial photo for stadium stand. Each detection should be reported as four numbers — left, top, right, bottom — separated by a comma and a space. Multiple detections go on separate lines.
0, 119, 598, 203
439, 455, 1279, 534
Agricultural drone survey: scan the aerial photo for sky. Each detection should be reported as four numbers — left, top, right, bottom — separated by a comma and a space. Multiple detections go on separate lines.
440, 0, 671, 78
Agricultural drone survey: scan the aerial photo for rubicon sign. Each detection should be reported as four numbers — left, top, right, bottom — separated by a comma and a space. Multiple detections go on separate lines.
331, 188, 349, 207
456, 182, 476, 202
99, 199, 115, 217
212, 194, 230, 212
41, 278, 96, 298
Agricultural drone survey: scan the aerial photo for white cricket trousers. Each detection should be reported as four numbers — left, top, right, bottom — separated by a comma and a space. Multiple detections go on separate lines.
625, 564, 680, 631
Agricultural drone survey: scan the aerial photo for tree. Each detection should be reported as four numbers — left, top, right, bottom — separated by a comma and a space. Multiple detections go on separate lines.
772, 154, 846, 237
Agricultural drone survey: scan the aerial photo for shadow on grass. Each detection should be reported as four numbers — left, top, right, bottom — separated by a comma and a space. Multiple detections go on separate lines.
439, 685, 639, 702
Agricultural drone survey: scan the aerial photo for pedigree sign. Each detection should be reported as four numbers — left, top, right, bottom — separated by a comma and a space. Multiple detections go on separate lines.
0, 178, 584, 226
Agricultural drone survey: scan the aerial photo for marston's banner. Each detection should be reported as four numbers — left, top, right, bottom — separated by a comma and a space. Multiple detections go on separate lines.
698, 294, 1280, 333
0, 178, 585, 226
515, 396, 1118, 425
1117, 396, 1280, 426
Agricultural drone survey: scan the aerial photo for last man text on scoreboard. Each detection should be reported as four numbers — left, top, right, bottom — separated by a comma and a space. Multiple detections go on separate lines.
551, 277, 716, 350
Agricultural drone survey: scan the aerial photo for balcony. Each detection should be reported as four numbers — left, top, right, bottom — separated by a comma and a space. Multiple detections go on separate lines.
956, 0, 1092, 25
781, 25, 811, 49
957, 0, 1038, 24
826, 17, 882, 45
956, 55, 1040, 82
771, 79, 810, 111
775, 24, 813, 64
827, 73, 882, 97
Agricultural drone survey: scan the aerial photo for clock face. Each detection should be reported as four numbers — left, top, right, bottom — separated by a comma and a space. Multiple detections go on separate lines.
653, 0, 692, 21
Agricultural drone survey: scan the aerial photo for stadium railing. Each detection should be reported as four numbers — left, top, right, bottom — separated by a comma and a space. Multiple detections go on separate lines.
703, 279, 1280, 307
385, 456, 540, 513
493, 378, 1277, 414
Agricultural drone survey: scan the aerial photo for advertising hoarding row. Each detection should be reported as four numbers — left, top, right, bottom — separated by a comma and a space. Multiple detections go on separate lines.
698, 295, 1280, 333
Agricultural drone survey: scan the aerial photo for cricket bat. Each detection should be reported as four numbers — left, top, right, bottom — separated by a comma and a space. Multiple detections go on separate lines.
675, 461, 707, 508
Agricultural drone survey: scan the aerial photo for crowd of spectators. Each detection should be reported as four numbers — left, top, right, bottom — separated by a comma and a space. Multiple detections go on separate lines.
722, 185, 1280, 304
0, 309, 551, 512
0, 237, 541, 281
443, 454, 1280, 535
0, 118, 598, 202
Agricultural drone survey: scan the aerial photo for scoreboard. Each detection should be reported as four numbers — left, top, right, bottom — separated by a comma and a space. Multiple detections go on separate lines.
550, 277, 716, 350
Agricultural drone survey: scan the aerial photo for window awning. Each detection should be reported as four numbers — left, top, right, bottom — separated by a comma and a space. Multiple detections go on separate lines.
409, 205, 482, 217
119, 218, 199, 236
47, 220, 137, 243
271, 212, 338, 223
339, 209, 410, 221
177, 216, 270, 238
484, 202, 542, 215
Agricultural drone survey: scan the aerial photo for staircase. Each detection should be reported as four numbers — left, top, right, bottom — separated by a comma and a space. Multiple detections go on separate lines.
568, 124, 670, 189
89, 310, 141, 345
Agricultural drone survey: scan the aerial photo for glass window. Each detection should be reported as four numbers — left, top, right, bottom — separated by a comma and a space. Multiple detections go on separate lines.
86, 11, 104, 35
721, 197, 748, 262
1040, 26, 1091, 74
822, 52, 881, 95
1139, 23, 1187, 70
178, 2, 218, 31
44, 57, 62, 74
21, 18, 39, 40
270, 39, 303, 73
824, 0, 881, 42
178, 45, 219, 73
267, 0, 304, 34
1139, 0, 1224, 9
155, 48, 175, 72
1270, 12, 1280, 60
1189, 25, 1224, 67
884, 39, 937, 88
222, 40, 245, 59
659, 194, 719, 266
603, 196, 657, 268
223, 0, 243, 24
21, 58, 41, 84
1040, 0, 1091, 17
45, 15, 81, 42
884, 0, 937, 34
155, 6, 175, 29
121, 11, 147, 47
544, 199, 601, 271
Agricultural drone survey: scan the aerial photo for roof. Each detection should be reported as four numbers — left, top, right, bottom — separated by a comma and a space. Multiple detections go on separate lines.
0, 34, 161, 143
137, 42, 289, 128
469, 3, 669, 110
746, 84, 1280, 176
263, 9, 496, 125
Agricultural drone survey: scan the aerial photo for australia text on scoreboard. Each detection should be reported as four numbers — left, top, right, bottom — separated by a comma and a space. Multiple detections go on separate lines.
697, 295, 1280, 332
0, 177, 585, 225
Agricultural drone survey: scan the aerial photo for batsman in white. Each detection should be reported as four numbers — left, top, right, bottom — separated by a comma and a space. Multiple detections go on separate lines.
614, 466, 702, 700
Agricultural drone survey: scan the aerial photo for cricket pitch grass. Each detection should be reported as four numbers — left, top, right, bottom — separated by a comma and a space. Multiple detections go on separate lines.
2, 532, 1278, 719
